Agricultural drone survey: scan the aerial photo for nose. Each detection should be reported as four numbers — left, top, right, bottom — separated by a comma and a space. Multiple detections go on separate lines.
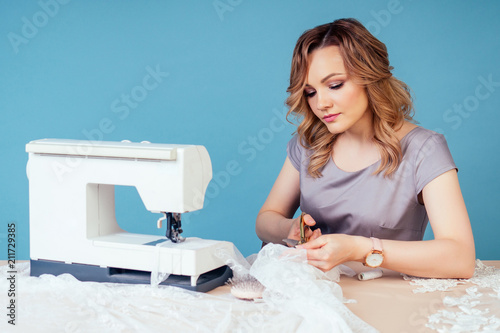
316, 92, 333, 111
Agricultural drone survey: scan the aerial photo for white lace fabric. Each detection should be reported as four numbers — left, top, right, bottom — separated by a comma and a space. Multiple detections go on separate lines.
0, 244, 376, 333
221, 243, 374, 332
403, 260, 500, 332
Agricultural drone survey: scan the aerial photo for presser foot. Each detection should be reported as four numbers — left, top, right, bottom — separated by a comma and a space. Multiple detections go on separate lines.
157, 212, 185, 243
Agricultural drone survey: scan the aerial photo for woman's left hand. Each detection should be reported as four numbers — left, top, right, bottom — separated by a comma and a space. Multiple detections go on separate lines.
297, 234, 363, 271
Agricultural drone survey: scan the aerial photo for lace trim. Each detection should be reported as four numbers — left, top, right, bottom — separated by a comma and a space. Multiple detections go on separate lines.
403, 259, 500, 332
402, 274, 467, 293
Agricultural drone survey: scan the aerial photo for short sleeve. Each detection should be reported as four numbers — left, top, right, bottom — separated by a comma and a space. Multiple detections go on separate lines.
415, 133, 457, 194
287, 135, 302, 170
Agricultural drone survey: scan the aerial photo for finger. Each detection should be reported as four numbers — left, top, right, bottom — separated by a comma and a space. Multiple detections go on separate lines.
306, 259, 329, 272
303, 214, 316, 226
305, 226, 314, 238
286, 217, 302, 239
309, 229, 322, 241
296, 235, 327, 250
304, 248, 337, 271
303, 248, 333, 270
304, 248, 323, 260
304, 227, 315, 240
307, 259, 334, 272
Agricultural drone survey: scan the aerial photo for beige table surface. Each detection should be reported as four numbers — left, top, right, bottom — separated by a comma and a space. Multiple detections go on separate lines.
3, 260, 499, 332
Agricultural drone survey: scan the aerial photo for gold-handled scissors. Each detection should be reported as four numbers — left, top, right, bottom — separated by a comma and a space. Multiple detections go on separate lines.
283, 212, 309, 247
299, 212, 307, 245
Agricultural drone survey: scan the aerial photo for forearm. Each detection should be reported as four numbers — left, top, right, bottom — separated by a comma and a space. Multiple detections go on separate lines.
352, 236, 476, 279
255, 210, 294, 245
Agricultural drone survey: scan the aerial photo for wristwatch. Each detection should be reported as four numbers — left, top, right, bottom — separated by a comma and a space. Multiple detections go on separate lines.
364, 237, 384, 268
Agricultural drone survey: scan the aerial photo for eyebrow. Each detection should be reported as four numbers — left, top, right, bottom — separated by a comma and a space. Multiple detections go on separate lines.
305, 72, 345, 87
321, 73, 344, 83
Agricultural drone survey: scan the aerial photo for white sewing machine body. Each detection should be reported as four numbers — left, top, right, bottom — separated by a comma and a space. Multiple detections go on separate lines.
26, 139, 233, 292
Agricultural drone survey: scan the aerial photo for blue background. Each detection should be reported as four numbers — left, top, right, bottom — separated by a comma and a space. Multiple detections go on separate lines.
1, 0, 499, 260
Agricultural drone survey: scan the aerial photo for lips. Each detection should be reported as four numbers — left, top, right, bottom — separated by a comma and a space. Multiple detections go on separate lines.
323, 113, 339, 123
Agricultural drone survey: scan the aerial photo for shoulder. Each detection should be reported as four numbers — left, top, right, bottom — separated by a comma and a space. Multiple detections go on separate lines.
395, 121, 419, 141
400, 126, 448, 154
401, 127, 456, 179
287, 134, 316, 171
287, 134, 311, 152
396, 122, 443, 145
400, 127, 456, 191
287, 134, 300, 153
287, 134, 305, 170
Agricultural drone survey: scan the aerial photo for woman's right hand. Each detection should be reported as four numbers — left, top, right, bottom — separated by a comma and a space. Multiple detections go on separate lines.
285, 214, 322, 245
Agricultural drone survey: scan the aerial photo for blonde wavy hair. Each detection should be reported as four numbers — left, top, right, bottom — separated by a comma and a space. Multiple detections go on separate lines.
286, 18, 414, 178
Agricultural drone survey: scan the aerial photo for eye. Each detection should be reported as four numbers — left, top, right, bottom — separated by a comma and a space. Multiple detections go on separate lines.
329, 82, 344, 90
304, 90, 316, 98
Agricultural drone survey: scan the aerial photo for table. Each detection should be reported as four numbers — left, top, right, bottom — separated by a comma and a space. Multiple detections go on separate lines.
339, 261, 500, 333
2, 260, 499, 332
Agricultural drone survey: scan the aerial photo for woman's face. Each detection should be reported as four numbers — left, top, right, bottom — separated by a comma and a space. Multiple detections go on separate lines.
305, 46, 370, 135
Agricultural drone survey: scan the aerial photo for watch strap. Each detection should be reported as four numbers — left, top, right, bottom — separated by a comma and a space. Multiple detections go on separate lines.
370, 237, 383, 252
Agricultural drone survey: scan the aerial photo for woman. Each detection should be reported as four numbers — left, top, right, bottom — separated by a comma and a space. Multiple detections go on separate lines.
255, 18, 475, 279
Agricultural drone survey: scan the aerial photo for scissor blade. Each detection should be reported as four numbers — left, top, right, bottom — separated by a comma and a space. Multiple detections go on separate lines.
282, 238, 299, 247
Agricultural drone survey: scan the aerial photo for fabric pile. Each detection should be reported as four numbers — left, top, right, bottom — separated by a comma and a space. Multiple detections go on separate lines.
0, 243, 377, 333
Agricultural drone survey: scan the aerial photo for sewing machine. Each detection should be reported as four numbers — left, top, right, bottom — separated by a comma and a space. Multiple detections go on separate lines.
26, 139, 233, 292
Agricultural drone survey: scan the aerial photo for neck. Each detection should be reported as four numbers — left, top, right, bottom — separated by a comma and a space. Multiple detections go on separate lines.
339, 110, 374, 145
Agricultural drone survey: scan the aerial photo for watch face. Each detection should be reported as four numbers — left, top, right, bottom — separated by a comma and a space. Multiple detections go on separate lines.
366, 253, 383, 268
